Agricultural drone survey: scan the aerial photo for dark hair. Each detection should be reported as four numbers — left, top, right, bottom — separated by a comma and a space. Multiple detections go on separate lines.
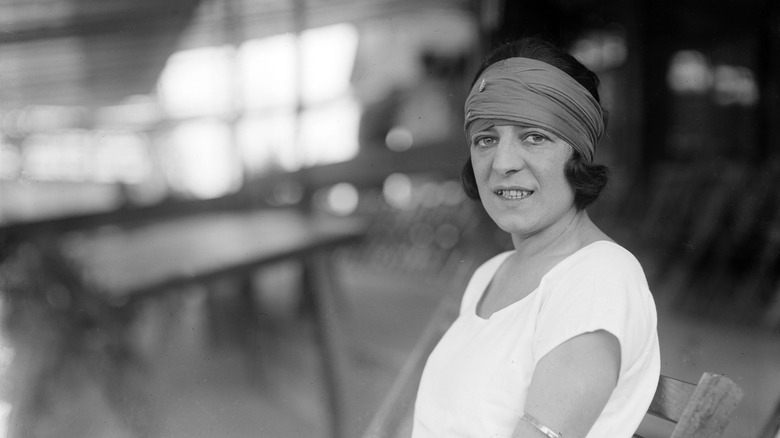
461, 37, 610, 210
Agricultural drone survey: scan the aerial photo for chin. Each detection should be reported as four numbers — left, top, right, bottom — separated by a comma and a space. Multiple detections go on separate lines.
498, 223, 536, 237
488, 214, 536, 236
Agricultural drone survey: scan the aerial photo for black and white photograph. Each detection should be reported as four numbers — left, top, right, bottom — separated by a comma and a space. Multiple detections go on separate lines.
0, 0, 778, 437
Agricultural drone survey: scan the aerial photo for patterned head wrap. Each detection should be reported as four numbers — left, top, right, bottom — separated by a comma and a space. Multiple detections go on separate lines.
464, 57, 605, 162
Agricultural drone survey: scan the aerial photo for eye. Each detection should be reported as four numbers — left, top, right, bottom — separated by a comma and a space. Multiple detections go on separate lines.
472, 135, 497, 148
523, 132, 549, 145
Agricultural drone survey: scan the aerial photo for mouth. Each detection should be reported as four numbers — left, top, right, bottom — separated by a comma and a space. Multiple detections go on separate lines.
495, 189, 533, 200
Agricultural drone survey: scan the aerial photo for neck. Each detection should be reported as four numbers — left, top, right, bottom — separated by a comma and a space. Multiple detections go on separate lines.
510, 208, 591, 260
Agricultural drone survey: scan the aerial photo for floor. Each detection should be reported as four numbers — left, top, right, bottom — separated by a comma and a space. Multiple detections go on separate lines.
1, 254, 779, 438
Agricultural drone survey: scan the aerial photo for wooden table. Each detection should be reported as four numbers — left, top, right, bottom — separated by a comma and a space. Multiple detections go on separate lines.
62, 208, 367, 438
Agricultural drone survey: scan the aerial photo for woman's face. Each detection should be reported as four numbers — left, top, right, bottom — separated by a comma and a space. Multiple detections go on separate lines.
470, 123, 577, 239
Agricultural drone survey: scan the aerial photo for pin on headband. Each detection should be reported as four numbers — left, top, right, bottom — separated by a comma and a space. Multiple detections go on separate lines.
464, 57, 605, 162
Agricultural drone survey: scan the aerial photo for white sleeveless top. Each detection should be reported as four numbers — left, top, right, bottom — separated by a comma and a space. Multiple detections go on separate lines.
412, 241, 660, 438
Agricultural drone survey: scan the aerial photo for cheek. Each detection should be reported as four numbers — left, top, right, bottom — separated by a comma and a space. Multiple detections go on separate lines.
546, 150, 574, 188
546, 166, 575, 200
470, 154, 490, 183
471, 163, 493, 200
535, 157, 573, 198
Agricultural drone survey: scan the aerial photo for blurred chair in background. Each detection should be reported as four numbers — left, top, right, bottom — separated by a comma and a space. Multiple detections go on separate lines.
0, 236, 158, 438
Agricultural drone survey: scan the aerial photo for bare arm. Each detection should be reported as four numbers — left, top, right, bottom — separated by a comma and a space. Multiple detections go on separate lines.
512, 330, 621, 438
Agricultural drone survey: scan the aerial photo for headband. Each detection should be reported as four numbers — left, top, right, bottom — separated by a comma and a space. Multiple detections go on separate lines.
464, 57, 604, 162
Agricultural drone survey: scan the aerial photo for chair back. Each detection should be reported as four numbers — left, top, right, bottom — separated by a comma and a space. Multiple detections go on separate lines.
635, 373, 743, 438
760, 396, 780, 438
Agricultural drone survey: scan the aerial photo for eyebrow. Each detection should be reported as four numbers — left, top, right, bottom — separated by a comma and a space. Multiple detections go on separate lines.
488, 123, 557, 134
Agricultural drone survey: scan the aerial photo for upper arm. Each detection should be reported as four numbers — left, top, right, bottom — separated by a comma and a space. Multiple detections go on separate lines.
513, 329, 621, 438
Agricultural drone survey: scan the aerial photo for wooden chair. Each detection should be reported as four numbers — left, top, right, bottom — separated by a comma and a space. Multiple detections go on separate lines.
634, 373, 743, 438
759, 395, 780, 438
362, 295, 744, 438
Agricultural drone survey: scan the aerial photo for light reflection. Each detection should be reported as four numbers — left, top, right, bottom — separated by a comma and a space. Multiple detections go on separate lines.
385, 126, 414, 151
667, 50, 714, 93
325, 182, 359, 216
298, 97, 360, 167
300, 24, 359, 104
159, 121, 241, 199
383, 173, 413, 209
667, 50, 759, 106
157, 45, 235, 118
713, 65, 759, 106
571, 29, 627, 72
239, 34, 297, 110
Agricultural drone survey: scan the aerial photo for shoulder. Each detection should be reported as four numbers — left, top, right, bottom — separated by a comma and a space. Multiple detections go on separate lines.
532, 241, 658, 362
578, 240, 641, 266
556, 241, 646, 285
540, 241, 652, 310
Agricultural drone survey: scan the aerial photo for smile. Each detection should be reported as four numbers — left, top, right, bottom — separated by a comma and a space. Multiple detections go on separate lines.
496, 189, 533, 200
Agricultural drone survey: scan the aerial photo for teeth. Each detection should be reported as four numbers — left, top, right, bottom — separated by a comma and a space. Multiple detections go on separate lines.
497, 189, 532, 199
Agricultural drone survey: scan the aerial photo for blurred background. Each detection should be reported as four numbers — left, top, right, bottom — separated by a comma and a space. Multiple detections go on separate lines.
0, 0, 779, 437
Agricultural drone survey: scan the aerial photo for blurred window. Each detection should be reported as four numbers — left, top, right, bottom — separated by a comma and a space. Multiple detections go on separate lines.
157, 121, 242, 199
19, 129, 150, 184
243, 23, 360, 172
712, 65, 758, 107
667, 50, 758, 106
667, 50, 714, 94
237, 109, 296, 174
239, 35, 297, 110
158, 45, 236, 118
571, 29, 628, 72
665, 48, 760, 160
159, 23, 360, 179
298, 96, 361, 168
1, 7, 476, 207
299, 24, 358, 105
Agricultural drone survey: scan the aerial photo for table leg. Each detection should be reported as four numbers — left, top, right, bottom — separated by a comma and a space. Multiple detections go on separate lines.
302, 253, 350, 438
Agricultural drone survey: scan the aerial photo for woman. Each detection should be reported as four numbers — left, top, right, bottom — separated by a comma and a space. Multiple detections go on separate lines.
411, 37, 660, 438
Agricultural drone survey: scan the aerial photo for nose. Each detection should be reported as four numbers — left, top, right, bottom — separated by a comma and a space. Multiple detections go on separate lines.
492, 136, 525, 175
